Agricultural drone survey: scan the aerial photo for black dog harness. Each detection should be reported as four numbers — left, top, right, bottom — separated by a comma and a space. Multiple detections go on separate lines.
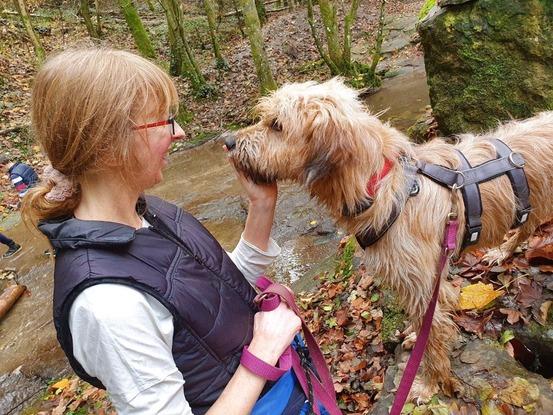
356, 139, 531, 249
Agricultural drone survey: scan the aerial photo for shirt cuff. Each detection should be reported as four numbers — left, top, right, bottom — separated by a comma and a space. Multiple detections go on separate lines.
237, 233, 281, 258
229, 234, 281, 285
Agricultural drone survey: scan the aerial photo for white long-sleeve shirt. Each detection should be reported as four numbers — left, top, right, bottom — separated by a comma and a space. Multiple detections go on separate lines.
69, 225, 280, 415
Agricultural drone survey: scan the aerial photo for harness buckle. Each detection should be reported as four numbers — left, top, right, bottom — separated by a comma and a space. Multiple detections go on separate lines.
515, 207, 531, 226
450, 170, 465, 190
464, 224, 482, 245
508, 152, 525, 168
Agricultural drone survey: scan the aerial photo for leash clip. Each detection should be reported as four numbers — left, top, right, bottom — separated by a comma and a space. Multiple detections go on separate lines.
448, 187, 459, 220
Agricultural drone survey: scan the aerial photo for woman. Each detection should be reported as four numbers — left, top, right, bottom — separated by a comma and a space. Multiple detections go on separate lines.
23, 48, 303, 414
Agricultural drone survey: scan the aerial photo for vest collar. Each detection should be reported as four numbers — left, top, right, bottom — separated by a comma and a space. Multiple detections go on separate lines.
39, 217, 137, 249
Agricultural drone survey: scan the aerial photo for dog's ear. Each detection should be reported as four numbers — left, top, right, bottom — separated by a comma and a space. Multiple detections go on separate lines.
303, 96, 358, 186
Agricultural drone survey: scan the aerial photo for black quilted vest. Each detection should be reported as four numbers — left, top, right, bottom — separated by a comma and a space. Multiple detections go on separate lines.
40, 196, 259, 414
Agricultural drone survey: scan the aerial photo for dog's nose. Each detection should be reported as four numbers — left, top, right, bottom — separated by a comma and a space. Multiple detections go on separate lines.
222, 133, 236, 151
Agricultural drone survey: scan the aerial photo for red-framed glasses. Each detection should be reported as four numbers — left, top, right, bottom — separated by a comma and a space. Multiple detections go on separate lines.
133, 116, 176, 135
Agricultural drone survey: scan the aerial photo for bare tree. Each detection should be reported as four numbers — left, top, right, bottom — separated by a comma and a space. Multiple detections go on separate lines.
161, 0, 214, 96
118, 0, 156, 58
80, 0, 101, 38
12, 0, 45, 62
307, 0, 360, 76
203, 0, 227, 69
238, 0, 277, 94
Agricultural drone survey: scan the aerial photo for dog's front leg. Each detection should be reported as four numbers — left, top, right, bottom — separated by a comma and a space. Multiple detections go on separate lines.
402, 276, 460, 401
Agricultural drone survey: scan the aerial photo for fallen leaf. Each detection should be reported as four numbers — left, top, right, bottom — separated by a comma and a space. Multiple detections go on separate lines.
459, 282, 504, 310
499, 308, 522, 324
538, 300, 552, 324
51, 378, 70, 391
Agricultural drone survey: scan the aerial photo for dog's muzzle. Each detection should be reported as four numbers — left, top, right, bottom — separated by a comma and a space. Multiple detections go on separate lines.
221, 132, 236, 151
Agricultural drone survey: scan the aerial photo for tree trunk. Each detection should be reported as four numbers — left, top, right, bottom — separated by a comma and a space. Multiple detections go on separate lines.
307, 0, 339, 75
80, 0, 100, 38
94, 0, 102, 36
318, 0, 342, 70
369, 0, 386, 78
254, 0, 266, 26
145, 0, 156, 12
203, 0, 227, 68
12, 0, 45, 62
117, 0, 156, 58
167, 16, 183, 76
230, 0, 246, 37
161, 0, 211, 94
238, 0, 277, 94
342, 0, 360, 75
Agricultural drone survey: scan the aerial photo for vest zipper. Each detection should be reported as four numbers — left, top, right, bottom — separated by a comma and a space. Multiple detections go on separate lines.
145, 212, 228, 366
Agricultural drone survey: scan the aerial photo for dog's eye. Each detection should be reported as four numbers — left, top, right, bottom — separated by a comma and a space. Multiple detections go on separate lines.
269, 119, 282, 132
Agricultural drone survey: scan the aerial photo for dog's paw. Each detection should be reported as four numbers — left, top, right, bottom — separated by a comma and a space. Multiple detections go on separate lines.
408, 377, 439, 403
402, 331, 417, 350
482, 247, 511, 266
441, 376, 464, 397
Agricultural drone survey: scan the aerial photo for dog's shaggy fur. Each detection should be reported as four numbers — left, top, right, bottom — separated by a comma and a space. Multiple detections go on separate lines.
226, 78, 553, 399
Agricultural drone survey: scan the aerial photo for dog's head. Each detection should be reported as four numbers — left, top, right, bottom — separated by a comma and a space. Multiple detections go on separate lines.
225, 78, 384, 187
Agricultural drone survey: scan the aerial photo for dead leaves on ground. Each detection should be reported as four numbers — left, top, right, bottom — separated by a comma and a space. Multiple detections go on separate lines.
453, 222, 553, 346
298, 238, 391, 414
32, 376, 115, 415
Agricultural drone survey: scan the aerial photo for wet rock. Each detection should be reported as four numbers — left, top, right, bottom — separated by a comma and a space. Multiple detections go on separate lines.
418, 0, 553, 135
372, 337, 553, 414
511, 318, 553, 378
0, 367, 45, 415
453, 339, 553, 413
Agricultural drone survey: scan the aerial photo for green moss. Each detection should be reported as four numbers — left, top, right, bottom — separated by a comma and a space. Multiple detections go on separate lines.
334, 237, 356, 278
418, 0, 436, 21
176, 106, 194, 126
381, 294, 406, 345
419, 0, 553, 134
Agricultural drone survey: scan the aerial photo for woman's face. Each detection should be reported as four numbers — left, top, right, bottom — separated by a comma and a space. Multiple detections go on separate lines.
133, 111, 185, 190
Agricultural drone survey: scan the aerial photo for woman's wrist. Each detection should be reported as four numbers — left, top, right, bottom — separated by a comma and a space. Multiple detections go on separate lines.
246, 338, 281, 366
248, 196, 276, 210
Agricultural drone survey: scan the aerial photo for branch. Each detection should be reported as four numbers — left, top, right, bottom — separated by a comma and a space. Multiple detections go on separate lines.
0, 125, 28, 136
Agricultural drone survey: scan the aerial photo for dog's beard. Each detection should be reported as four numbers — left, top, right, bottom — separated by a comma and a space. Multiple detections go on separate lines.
231, 156, 277, 185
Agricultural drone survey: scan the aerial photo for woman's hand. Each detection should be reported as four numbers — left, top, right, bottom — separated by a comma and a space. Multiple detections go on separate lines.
247, 303, 302, 366
233, 167, 277, 208
224, 146, 278, 251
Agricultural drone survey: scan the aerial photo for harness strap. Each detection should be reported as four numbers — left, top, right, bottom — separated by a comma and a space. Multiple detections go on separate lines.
416, 151, 526, 188
489, 139, 531, 227
355, 163, 419, 249
454, 150, 483, 247
417, 139, 531, 247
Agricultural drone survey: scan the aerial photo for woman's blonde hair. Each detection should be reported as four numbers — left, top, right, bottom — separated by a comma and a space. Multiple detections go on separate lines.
23, 47, 178, 225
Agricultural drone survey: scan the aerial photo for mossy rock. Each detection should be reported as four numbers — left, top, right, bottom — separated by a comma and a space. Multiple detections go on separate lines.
418, 0, 553, 135
381, 291, 406, 350
418, 0, 436, 20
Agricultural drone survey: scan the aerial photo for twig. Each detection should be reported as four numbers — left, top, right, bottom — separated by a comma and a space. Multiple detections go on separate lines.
0, 125, 28, 136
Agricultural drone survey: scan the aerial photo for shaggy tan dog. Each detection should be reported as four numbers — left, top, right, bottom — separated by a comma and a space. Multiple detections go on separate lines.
224, 78, 553, 399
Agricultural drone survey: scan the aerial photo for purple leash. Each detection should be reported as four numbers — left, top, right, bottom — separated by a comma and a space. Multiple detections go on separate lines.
242, 276, 343, 415
389, 218, 458, 415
